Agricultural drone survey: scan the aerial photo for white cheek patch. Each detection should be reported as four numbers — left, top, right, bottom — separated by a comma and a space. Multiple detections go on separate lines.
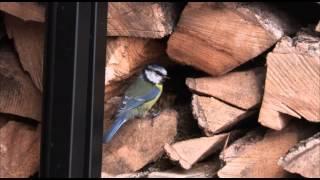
145, 70, 162, 84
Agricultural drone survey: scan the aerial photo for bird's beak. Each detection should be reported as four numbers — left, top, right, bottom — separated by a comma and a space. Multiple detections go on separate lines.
164, 76, 170, 79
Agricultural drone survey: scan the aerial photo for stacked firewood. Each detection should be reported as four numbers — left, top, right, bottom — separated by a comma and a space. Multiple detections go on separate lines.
0, 2, 319, 178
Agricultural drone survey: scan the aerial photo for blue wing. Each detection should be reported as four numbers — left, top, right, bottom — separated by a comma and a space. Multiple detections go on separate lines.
102, 87, 160, 143
102, 112, 128, 143
117, 87, 160, 114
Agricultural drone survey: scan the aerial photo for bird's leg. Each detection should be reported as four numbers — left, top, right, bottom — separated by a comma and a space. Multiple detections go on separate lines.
148, 107, 161, 127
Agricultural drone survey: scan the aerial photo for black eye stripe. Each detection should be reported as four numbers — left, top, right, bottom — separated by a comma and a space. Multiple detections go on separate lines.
146, 67, 165, 76
154, 70, 165, 76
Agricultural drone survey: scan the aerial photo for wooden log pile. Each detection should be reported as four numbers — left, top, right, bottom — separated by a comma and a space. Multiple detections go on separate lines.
0, 2, 319, 178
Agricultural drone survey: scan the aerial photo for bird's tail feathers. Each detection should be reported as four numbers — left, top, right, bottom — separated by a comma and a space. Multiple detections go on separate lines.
102, 112, 128, 143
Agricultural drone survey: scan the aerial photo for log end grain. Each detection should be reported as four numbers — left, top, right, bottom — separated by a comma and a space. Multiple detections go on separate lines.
218, 121, 319, 178
164, 134, 228, 170
259, 29, 320, 130
102, 109, 178, 175
167, 2, 297, 76
107, 2, 181, 38
0, 120, 40, 178
0, 2, 45, 22
278, 132, 320, 178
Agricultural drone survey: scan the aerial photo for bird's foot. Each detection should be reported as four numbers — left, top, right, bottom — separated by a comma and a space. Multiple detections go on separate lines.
149, 108, 160, 118
148, 108, 161, 127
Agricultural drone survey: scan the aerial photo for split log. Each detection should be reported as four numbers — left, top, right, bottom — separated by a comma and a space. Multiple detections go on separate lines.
218, 121, 319, 178
105, 37, 166, 99
101, 172, 149, 178
316, 20, 320, 32
0, 117, 7, 128
192, 95, 255, 135
0, 2, 45, 22
0, 45, 42, 121
258, 29, 320, 130
0, 120, 40, 178
147, 161, 220, 178
278, 132, 320, 178
107, 2, 181, 38
186, 67, 266, 110
102, 109, 178, 175
164, 133, 228, 170
167, 2, 297, 76
4, 14, 45, 92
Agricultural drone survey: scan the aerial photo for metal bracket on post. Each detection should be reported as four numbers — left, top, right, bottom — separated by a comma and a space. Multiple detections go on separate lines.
40, 2, 106, 178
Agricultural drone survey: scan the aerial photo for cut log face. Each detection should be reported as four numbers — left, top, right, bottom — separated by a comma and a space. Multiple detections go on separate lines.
164, 133, 228, 170
0, 2, 45, 22
107, 2, 181, 38
0, 120, 40, 178
218, 121, 319, 178
186, 67, 266, 110
102, 109, 178, 175
259, 30, 320, 130
102, 172, 149, 178
192, 95, 254, 135
0, 45, 41, 121
316, 20, 320, 32
278, 132, 320, 178
147, 161, 220, 178
167, 2, 297, 76
4, 14, 45, 92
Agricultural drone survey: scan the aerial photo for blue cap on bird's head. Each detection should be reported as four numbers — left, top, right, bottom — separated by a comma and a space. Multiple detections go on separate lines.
144, 64, 169, 84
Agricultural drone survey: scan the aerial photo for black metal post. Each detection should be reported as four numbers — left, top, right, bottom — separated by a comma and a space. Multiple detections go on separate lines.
40, 2, 106, 178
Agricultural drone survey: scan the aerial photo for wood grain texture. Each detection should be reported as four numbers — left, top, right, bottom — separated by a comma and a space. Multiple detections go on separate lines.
0, 120, 40, 178
186, 67, 266, 110
278, 132, 320, 178
192, 95, 254, 135
258, 30, 320, 130
107, 2, 180, 38
4, 14, 44, 92
147, 162, 220, 178
218, 121, 319, 178
105, 37, 166, 99
102, 109, 177, 175
0, 45, 41, 121
0, 2, 45, 22
164, 133, 228, 170
167, 2, 296, 76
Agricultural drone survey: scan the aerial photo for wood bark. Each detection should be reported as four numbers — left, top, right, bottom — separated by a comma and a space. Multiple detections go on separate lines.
167, 2, 297, 76
218, 121, 319, 178
278, 132, 320, 178
0, 45, 41, 121
258, 29, 320, 130
107, 2, 181, 38
4, 14, 45, 92
0, 2, 45, 22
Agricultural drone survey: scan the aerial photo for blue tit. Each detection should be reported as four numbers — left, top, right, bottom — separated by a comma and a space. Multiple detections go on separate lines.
102, 64, 168, 143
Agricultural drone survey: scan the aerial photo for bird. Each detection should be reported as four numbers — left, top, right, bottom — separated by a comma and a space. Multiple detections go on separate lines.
102, 64, 168, 144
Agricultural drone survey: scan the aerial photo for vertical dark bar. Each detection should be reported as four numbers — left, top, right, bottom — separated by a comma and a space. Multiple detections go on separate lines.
40, 2, 106, 178
85, 2, 107, 177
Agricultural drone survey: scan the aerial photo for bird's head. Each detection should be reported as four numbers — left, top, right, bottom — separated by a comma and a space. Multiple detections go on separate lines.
143, 64, 169, 84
